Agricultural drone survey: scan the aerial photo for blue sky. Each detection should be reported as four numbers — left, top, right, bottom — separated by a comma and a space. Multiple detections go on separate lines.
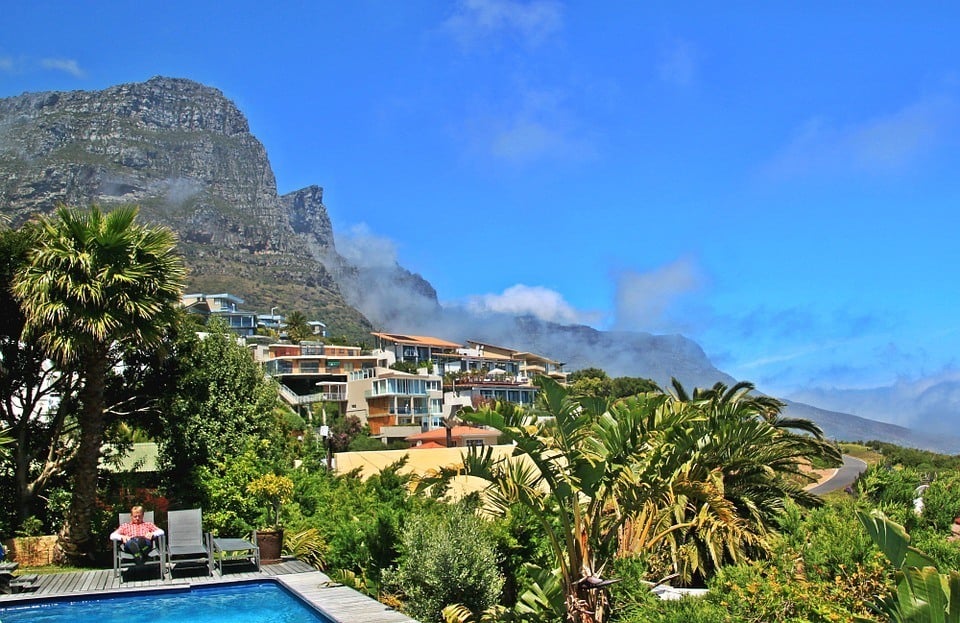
3, 2, 959, 429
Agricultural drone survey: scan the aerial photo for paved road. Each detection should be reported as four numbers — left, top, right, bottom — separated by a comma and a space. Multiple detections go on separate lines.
808, 454, 868, 495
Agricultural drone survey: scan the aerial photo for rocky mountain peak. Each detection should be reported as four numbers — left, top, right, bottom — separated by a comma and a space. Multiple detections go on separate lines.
0, 77, 372, 341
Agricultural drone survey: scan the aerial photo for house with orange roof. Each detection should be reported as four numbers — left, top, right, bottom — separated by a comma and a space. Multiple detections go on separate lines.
371, 332, 462, 369
406, 425, 502, 448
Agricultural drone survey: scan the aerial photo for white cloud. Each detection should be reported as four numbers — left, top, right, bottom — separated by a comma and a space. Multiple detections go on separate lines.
489, 116, 589, 164
40, 57, 85, 78
0, 56, 14, 73
658, 39, 698, 87
471, 84, 595, 165
612, 257, 702, 332
443, 0, 562, 49
334, 223, 399, 269
765, 93, 957, 178
463, 284, 596, 325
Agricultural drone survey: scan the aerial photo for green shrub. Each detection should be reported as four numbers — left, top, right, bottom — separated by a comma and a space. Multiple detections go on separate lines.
918, 471, 960, 532
386, 503, 503, 623
909, 527, 960, 572
858, 465, 925, 510
709, 561, 874, 622
613, 593, 727, 623
775, 497, 878, 582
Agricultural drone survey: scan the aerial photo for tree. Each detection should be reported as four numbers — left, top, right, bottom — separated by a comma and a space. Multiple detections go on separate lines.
631, 380, 842, 584
610, 376, 659, 399
158, 318, 282, 507
284, 310, 312, 343
12, 204, 185, 564
0, 224, 83, 530
458, 377, 693, 623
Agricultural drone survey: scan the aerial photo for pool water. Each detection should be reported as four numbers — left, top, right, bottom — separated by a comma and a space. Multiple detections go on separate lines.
0, 581, 334, 623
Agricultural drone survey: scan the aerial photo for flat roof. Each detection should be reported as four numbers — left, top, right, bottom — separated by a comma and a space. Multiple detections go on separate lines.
371, 332, 462, 349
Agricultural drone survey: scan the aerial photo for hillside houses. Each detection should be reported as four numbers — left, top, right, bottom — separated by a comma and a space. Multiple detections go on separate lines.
254, 332, 566, 447
181, 294, 568, 448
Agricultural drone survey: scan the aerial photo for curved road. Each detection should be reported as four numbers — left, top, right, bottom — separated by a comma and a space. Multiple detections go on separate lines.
807, 454, 868, 495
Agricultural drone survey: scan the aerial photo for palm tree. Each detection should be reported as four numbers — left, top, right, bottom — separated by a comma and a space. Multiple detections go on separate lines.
283, 310, 312, 343
630, 380, 842, 584
13, 204, 185, 564
458, 377, 695, 623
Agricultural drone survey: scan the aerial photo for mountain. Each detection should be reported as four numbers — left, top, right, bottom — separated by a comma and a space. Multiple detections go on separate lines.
2, 76, 958, 454
0, 76, 372, 341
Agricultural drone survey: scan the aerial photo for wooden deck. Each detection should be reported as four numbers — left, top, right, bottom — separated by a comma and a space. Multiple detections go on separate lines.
0, 559, 418, 622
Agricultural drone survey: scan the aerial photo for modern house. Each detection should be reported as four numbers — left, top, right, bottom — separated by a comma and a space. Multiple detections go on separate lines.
371, 332, 462, 369
251, 341, 387, 420
464, 340, 568, 384
182, 293, 258, 336
254, 341, 451, 445
183, 293, 327, 340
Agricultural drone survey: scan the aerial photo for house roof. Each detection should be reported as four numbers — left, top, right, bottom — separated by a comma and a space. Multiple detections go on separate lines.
372, 332, 462, 349
101, 442, 159, 473
409, 441, 447, 449
405, 425, 501, 442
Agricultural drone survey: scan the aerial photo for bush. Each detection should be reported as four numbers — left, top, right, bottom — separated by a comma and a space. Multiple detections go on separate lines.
910, 527, 960, 572
775, 497, 879, 582
918, 471, 960, 532
386, 503, 503, 623
708, 560, 876, 622
858, 465, 926, 512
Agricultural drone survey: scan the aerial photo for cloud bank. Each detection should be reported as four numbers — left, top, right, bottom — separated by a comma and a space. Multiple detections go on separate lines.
788, 367, 960, 434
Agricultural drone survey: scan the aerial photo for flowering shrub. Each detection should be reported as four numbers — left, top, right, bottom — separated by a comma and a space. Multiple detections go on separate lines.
247, 473, 294, 530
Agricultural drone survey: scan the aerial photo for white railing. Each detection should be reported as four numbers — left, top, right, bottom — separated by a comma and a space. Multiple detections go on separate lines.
277, 384, 345, 405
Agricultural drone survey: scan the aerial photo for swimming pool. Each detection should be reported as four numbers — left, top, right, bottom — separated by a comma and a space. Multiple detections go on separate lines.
0, 580, 335, 623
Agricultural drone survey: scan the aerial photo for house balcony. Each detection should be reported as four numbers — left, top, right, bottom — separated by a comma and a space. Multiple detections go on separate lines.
277, 384, 346, 406
364, 389, 429, 398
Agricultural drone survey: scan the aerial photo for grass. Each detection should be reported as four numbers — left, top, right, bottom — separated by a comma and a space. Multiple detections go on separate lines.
839, 442, 884, 465
20, 564, 89, 575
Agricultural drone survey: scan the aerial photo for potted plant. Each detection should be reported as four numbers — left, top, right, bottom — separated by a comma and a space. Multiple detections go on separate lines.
246, 473, 294, 564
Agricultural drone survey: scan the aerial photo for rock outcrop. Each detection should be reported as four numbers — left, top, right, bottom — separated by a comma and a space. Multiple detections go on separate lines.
0, 77, 372, 340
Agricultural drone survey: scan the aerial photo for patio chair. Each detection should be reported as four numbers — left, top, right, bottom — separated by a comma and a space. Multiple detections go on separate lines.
111, 510, 167, 580
165, 508, 214, 576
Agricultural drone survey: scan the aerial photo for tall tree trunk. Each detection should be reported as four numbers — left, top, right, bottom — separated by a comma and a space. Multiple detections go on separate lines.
55, 351, 107, 566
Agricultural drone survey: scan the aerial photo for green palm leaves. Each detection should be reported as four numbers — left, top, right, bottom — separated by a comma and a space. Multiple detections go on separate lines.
858, 509, 960, 622
454, 376, 840, 622
14, 204, 185, 363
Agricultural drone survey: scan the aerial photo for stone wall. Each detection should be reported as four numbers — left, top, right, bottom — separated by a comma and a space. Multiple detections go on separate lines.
2, 535, 57, 566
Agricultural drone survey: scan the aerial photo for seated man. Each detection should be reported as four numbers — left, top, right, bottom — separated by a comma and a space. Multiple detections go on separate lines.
110, 505, 163, 565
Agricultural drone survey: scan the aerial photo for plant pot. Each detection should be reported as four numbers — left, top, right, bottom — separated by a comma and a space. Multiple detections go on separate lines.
255, 529, 284, 565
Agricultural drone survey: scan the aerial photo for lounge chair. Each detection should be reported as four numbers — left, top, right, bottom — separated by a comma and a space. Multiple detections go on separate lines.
111, 510, 166, 580
165, 508, 214, 576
